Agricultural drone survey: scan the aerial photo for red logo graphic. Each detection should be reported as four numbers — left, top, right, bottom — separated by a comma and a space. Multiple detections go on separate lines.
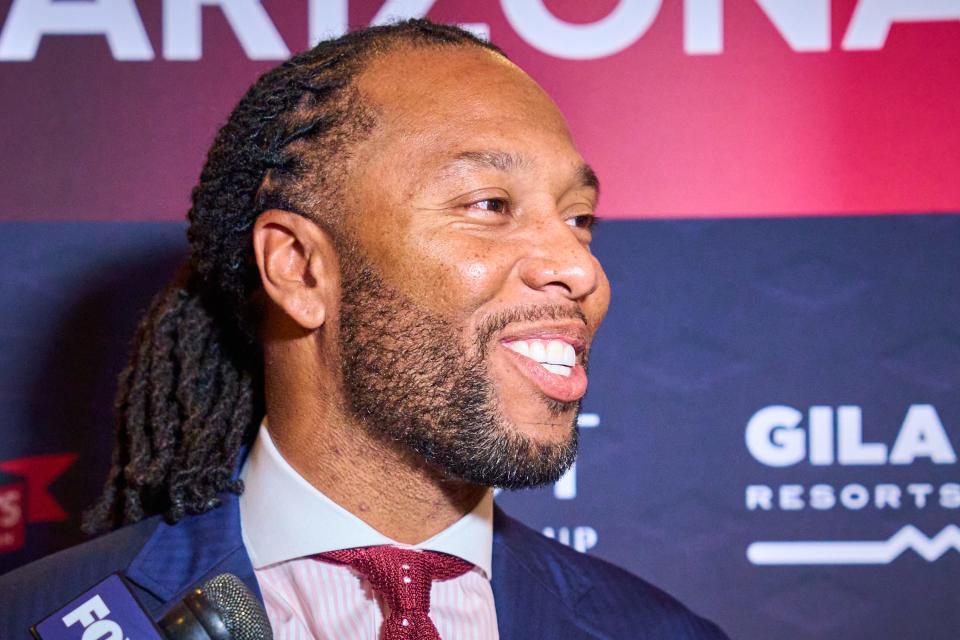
0, 453, 77, 553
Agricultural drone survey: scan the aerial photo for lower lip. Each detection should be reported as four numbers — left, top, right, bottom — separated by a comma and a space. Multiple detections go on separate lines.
500, 346, 588, 403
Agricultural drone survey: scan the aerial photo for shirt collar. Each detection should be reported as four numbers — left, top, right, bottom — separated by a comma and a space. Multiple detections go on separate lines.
239, 424, 493, 579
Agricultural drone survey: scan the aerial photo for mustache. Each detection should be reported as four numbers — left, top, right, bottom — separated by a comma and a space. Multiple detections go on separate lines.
475, 304, 589, 356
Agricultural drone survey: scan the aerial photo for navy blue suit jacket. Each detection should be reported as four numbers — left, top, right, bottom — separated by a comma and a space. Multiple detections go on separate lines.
0, 493, 728, 639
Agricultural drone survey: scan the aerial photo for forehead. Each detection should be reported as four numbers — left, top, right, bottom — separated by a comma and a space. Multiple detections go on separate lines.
354, 44, 580, 167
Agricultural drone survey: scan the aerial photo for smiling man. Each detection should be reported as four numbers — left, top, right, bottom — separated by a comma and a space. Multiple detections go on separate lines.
1, 20, 727, 640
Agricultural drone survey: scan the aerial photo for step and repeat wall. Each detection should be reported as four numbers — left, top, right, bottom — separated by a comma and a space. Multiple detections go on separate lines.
1, 2, 958, 638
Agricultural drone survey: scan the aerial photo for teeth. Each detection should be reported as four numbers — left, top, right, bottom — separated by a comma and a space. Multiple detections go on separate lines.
547, 340, 565, 364
505, 339, 577, 372
563, 343, 576, 366
542, 363, 572, 377
509, 340, 530, 358
529, 340, 547, 362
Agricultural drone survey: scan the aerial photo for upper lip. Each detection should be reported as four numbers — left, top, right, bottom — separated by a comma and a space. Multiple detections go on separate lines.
498, 321, 588, 353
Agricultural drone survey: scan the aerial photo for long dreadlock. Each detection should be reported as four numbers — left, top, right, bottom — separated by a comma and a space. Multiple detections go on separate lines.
84, 19, 503, 533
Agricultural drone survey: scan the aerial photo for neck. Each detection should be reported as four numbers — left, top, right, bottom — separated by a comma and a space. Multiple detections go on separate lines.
266, 402, 487, 544
262, 321, 489, 543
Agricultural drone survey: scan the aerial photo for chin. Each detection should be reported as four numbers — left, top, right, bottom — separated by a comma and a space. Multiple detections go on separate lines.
505, 399, 580, 442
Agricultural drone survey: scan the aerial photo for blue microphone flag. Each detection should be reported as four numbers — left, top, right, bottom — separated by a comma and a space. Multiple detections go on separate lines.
32, 574, 163, 640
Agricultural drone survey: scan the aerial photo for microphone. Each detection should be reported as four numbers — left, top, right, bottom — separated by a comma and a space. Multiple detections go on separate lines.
32, 573, 272, 640
159, 573, 271, 640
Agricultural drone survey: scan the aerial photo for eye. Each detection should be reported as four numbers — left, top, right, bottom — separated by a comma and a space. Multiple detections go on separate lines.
565, 213, 597, 230
469, 198, 508, 214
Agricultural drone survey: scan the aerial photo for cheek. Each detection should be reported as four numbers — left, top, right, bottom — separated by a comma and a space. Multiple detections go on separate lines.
454, 259, 498, 307
417, 242, 516, 316
462, 261, 489, 282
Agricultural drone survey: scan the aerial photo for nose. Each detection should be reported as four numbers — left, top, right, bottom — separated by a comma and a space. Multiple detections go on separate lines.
516, 220, 602, 301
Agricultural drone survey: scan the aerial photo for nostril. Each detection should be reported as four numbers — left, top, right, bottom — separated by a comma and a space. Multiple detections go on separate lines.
517, 237, 601, 300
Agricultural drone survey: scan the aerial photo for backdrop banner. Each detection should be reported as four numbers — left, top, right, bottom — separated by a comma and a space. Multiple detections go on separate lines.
1, 2, 958, 639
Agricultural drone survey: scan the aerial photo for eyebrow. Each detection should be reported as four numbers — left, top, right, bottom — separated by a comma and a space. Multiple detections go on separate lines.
454, 150, 528, 172
576, 163, 600, 194
449, 150, 601, 195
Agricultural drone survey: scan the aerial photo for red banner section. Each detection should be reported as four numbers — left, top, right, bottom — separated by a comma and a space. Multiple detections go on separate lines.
0, 453, 77, 523
0, 480, 26, 553
1, 0, 958, 220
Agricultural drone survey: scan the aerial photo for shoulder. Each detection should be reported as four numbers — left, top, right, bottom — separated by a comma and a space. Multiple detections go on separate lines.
495, 510, 729, 639
557, 544, 728, 639
0, 517, 162, 640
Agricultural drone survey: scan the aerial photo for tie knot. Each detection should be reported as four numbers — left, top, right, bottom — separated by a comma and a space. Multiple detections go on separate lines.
318, 546, 473, 639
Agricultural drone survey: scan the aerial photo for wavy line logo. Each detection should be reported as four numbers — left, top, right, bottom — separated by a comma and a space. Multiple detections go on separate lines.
747, 525, 960, 565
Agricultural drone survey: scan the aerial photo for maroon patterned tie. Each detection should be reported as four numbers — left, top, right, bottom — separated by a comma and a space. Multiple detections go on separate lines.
318, 545, 474, 640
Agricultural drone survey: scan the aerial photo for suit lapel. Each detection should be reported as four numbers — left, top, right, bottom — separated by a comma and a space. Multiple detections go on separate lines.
122, 492, 261, 616
491, 506, 598, 639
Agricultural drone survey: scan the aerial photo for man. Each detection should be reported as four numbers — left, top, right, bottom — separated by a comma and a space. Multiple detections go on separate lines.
1, 20, 727, 639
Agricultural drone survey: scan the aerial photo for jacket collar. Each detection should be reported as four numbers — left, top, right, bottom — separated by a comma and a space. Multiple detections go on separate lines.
123, 492, 261, 616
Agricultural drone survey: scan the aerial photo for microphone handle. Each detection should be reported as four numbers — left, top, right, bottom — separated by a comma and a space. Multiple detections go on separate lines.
158, 589, 231, 640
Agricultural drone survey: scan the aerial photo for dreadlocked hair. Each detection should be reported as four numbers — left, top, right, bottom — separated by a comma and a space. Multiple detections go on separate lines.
84, 19, 504, 533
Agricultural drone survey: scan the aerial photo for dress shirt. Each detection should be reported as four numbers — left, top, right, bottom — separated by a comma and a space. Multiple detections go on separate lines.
239, 425, 499, 640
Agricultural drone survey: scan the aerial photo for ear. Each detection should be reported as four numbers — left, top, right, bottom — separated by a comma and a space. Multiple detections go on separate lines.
252, 210, 337, 331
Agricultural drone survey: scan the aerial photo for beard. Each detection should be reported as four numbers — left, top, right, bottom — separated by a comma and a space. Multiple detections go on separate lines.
335, 244, 582, 489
